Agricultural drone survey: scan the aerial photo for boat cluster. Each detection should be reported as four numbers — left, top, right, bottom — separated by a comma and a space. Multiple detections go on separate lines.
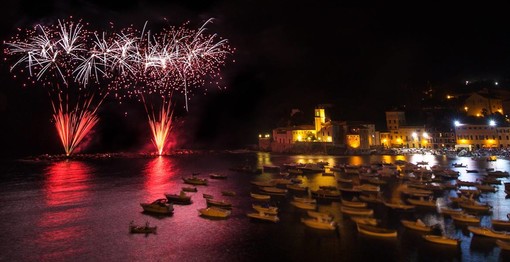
136, 173, 236, 233
246, 159, 510, 249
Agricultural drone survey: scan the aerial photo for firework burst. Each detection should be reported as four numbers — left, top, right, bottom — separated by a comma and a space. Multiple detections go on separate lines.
4, 17, 109, 156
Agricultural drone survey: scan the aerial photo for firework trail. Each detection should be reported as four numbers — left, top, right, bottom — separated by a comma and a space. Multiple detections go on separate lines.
141, 95, 174, 155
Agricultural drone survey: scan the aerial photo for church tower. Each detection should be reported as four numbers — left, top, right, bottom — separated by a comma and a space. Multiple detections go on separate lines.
315, 106, 326, 132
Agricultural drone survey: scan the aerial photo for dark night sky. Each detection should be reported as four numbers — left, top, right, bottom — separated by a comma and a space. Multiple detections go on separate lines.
2, 2, 510, 157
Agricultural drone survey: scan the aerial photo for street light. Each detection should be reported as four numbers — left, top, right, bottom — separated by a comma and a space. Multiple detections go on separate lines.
489, 120, 496, 126
454, 120, 461, 127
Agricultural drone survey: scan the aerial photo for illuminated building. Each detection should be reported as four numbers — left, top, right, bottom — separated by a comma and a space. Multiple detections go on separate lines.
267, 106, 378, 153
383, 110, 431, 148
454, 123, 501, 150
464, 92, 503, 117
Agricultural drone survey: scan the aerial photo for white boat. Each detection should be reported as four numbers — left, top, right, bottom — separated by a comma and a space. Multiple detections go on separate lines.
291, 201, 317, 210
247, 212, 279, 222
423, 235, 460, 246
468, 226, 510, 240
301, 217, 337, 230
307, 211, 334, 221
401, 219, 434, 232
140, 198, 174, 215
252, 204, 278, 215
250, 193, 270, 201
198, 207, 231, 219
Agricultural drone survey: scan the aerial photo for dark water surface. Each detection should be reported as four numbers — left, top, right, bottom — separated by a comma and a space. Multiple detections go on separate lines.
0, 152, 509, 261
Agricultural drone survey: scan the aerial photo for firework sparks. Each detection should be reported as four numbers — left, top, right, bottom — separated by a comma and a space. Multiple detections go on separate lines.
4, 17, 233, 156
142, 95, 174, 155
4, 18, 108, 156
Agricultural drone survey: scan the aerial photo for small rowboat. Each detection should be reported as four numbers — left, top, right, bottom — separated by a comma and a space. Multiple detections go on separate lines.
291, 201, 317, 210
384, 201, 415, 211
423, 235, 460, 246
129, 221, 157, 234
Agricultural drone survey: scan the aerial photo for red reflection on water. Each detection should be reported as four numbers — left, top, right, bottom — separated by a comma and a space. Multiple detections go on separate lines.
143, 156, 178, 200
44, 161, 92, 207
35, 160, 92, 258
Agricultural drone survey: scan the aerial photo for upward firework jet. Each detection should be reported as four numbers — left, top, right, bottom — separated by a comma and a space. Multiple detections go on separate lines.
4, 18, 109, 156
142, 95, 173, 155
108, 19, 233, 155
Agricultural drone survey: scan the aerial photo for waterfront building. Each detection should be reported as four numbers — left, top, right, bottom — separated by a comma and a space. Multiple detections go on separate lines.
464, 92, 503, 117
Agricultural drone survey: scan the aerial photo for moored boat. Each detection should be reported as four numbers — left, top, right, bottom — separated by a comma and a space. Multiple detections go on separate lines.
140, 198, 174, 215
451, 213, 480, 224
165, 191, 193, 205
356, 223, 397, 238
293, 196, 317, 204
496, 239, 510, 251
291, 200, 317, 210
301, 217, 337, 230
247, 212, 279, 222
260, 186, 288, 194
342, 198, 368, 208
351, 216, 379, 226
182, 176, 208, 185
384, 201, 416, 211
439, 207, 464, 216
423, 235, 460, 246
401, 219, 434, 232
198, 207, 231, 219
252, 204, 278, 215
182, 186, 197, 192
406, 197, 437, 208
467, 226, 510, 240
221, 190, 236, 196
307, 210, 334, 221
209, 173, 228, 179
206, 198, 232, 210
129, 221, 157, 234
340, 206, 374, 216
492, 219, 510, 228
250, 192, 271, 201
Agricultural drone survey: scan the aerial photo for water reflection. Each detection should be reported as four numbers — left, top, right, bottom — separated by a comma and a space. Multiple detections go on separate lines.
142, 156, 177, 200
36, 160, 93, 260
43, 161, 92, 206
